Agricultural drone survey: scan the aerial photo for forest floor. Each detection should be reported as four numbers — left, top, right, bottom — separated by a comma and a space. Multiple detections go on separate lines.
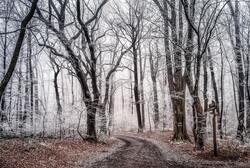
83, 131, 250, 168
1, 131, 250, 168
125, 131, 250, 167
0, 137, 117, 168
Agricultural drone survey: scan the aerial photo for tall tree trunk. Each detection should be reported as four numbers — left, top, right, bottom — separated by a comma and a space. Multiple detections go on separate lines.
0, 17, 8, 124
228, 1, 245, 140
74, 60, 97, 140
108, 76, 115, 136
182, 0, 205, 149
149, 44, 159, 129
139, 45, 146, 129
34, 67, 39, 135
218, 34, 225, 139
17, 60, 23, 133
28, 31, 34, 129
208, 47, 221, 138
51, 60, 63, 138
171, 0, 189, 141
152, 78, 159, 129
203, 55, 208, 132
246, 26, 250, 136
130, 70, 134, 114
133, 43, 143, 132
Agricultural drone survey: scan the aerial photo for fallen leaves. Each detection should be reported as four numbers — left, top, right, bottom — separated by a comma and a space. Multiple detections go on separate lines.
133, 130, 250, 162
0, 138, 116, 168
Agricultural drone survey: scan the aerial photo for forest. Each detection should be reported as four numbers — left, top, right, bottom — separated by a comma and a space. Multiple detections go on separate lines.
0, 0, 250, 167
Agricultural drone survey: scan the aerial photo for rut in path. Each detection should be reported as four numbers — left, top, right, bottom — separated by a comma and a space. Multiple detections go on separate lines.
89, 136, 187, 168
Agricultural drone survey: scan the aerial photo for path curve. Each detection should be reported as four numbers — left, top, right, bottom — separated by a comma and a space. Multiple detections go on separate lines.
89, 136, 187, 168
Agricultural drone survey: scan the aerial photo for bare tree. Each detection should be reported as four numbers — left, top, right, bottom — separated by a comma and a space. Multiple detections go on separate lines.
0, 0, 39, 110
113, 0, 145, 132
153, 0, 189, 141
181, 0, 228, 149
37, 0, 132, 140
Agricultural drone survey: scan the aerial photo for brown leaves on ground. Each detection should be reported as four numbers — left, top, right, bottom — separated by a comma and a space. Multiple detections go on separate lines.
0, 138, 116, 168
134, 130, 250, 162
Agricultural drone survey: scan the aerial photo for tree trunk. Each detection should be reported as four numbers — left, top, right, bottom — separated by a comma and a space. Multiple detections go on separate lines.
34, 67, 39, 135
108, 77, 115, 136
17, 60, 23, 133
28, 31, 34, 129
0, 17, 8, 124
53, 65, 62, 138
218, 35, 225, 139
133, 43, 143, 132
208, 47, 222, 138
228, 1, 245, 140
171, 0, 189, 141
99, 105, 107, 135
149, 43, 159, 129
203, 55, 208, 132
139, 45, 146, 129
245, 26, 250, 136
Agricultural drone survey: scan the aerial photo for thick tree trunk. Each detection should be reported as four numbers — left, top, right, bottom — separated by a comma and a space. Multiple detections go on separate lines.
172, 94, 189, 141
86, 103, 97, 140
228, 0, 245, 141
193, 97, 205, 150
171, 0, 189, 141
99, 105, 107, 135
75, 63, 97, 140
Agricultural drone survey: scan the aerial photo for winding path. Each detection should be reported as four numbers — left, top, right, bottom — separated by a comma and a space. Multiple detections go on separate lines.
89, 136, 187, 168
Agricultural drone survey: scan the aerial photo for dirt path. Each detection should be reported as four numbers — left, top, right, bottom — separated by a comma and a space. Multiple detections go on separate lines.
88, 136, 187, 168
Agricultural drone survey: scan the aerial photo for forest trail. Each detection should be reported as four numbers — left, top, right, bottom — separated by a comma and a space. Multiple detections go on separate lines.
88, 136, 187, 168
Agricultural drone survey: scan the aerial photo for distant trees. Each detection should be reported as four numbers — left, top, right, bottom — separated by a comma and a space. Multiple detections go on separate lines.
112, 0, 146, 132
0, 0, 38, 105
153, 0, 228, 148
1, 0, 250, 150
37, 0, 133, 140
0, 0, 39, 135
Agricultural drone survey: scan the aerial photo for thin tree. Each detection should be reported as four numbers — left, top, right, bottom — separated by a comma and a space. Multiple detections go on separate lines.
0, 0, 39, 102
